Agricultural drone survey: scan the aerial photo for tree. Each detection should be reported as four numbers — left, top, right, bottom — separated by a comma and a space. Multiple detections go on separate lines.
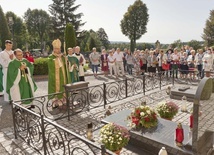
96, 28, 110, 49
202, 10, 214, 46
171, 39, 182, 49
89, 37, 96, 51
188, 40, 202, 51
120, 0, 149, 52
0, 6, 10, 49
6, 12, 28, 49
80, 31, 90, 52
24, 9, 51, 51
64, 23, 76, 52
49, 0, 85, 42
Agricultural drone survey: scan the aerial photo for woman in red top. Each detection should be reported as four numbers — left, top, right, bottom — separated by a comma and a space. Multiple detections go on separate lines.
24, 51, 34, 63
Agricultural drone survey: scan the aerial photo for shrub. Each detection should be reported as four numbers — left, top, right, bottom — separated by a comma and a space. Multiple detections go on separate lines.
83, 63, 90, 72
34, 57, 49, 75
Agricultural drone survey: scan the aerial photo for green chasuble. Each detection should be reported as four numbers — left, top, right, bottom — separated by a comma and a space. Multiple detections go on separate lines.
6, 59, 37, 104
67, 55, 79, 83
48, 54, 68, 99
0, 64, 3, 92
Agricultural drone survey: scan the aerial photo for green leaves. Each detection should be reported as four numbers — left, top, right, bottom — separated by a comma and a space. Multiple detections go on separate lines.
65, 23, 76, 51
120, 0, 149, 52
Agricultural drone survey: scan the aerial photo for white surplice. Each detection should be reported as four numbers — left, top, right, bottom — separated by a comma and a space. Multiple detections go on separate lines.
0, 49, 15, 101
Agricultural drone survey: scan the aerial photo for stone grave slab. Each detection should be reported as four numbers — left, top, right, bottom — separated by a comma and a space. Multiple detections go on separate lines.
102, 109, 193, 155
170, 87, 196, 102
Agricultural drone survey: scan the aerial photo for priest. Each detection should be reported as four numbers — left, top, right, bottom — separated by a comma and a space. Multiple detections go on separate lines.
73, 46, 86, 81
0, 40, 15, 101
67, 47, 79, 83
6, 49, 37, 104
48, 39, 68, 100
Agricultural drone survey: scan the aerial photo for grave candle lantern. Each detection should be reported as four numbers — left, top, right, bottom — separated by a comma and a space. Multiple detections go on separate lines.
87, 123, 93, 141
175, 123, 184, 147
158, 147, 168, 155
190, 114, 193, 129
181, 96, 187, 112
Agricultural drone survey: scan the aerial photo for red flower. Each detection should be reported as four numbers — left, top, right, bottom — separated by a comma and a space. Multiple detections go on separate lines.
135, 109, 141, 115
132, 117, 140, 125
144, 117, 150, 122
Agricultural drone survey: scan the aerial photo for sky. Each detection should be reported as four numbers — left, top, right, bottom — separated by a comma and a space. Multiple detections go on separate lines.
0, 0, 214, 44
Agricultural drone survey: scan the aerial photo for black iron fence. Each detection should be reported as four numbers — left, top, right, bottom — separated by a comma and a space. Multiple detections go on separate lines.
11, 102, 115, 155
11, 69, 206, 154
13, 71, 175, 121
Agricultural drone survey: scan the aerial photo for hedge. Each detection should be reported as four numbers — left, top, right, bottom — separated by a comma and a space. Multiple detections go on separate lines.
34, 57, 49, 75
33, 57, 90, 75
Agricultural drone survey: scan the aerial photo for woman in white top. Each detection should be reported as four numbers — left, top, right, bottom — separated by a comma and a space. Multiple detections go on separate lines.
187, 50, 196, 79
157, 50, 167, 73
202, 48, 213, 77
107, 50, 117, 78
147, 51, 157, 76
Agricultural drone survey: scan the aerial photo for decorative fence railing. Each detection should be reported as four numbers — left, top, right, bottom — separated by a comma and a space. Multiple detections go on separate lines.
11, 102, 115, 155
13, 71, 175, 121
11, 69, 209, 154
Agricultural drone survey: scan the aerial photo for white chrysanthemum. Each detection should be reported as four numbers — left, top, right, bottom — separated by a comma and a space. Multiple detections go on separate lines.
140, 112, 145, 116
146, 110, 151, 114
140, 105, 144, 109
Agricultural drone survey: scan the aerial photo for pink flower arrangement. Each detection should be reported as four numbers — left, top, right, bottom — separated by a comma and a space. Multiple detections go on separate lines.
156, 101, 179, 119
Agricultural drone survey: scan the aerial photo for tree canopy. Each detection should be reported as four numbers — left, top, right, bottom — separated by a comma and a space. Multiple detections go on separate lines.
96, 28, 110, 49
24, 9, 51, 51
0, 6, 10, 49
6, 11, 27, 49
120, 0, 149, 52
202, 10, 214, 46
49, 0, 85, 42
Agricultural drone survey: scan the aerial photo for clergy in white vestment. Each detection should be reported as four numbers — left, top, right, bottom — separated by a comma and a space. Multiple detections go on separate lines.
0, 40, 15, 102
73, 46, 86, 81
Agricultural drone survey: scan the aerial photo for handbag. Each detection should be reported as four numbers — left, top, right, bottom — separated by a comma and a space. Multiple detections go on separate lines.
162, 63, 170, 70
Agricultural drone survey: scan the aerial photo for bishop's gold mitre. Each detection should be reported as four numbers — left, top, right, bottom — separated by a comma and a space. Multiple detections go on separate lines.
52, 39, 61, 48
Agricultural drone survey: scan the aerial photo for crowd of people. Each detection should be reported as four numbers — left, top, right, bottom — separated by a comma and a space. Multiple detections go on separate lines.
0, 39, 214, 106
89, 45, 214, 79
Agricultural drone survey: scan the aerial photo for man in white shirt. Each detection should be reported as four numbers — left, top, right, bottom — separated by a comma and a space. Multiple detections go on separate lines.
113, 48, 125, 76
0, 40, 15, 101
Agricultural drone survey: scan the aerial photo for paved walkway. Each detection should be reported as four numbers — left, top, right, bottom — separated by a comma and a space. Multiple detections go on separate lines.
0, 72, 213, 154
0, 73, 136, 154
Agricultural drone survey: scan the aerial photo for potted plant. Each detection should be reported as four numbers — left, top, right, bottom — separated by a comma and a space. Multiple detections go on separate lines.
128, 105, 158, 129
156, 101, 179, 120
100, 123, 130, 154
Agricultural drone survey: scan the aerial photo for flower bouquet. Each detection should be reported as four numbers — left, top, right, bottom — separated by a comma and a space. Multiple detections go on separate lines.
128, 106, 158, 129
156, 101, 179, 120
100, 123, 130, 153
